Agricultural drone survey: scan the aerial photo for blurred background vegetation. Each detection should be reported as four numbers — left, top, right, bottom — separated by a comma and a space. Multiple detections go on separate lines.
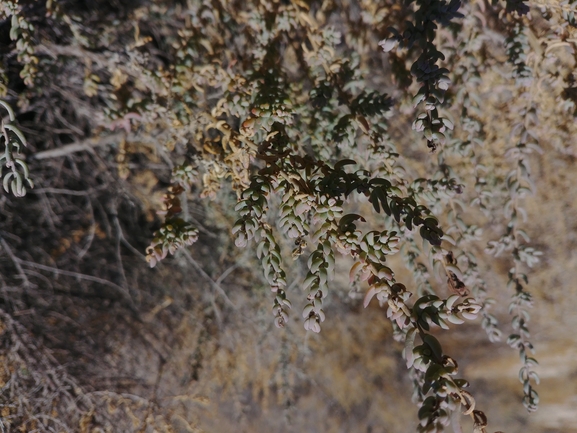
1, 0, 577, 432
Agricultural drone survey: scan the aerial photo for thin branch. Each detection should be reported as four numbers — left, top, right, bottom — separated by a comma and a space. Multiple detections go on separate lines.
37, 189, 59, 231
181, 249, 236, 309
142, 297, 173, 323
31, 132, 126, 160
187, 214, 220, 239
120, 238, 147, 260
14, 258, 133, 305
0, 237, 32, 289
77, 197, 96, 259
110, 214, 147, 260
216, 264, 238, 285
31, 188, 89, 196
109, 211, 130, 293
86, 194, 147, 261
209, 294, 223, 329
53, 106, 85, 136
35, 43, 110, 67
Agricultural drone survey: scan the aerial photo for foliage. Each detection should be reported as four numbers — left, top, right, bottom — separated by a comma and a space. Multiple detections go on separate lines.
1, 0, 577, 432
0, 100, 33, 197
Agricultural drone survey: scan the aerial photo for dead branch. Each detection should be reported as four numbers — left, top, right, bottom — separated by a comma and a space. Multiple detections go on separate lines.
14, 258, 134, 306
0, 237, 32, 289
181, 249, 236, 309
31, 132, 126, 160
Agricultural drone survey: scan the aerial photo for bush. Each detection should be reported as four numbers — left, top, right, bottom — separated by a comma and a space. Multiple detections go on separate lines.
1, 0, 577, 431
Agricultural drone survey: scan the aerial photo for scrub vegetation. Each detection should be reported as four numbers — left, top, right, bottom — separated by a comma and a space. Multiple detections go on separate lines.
1, 0, 576, 432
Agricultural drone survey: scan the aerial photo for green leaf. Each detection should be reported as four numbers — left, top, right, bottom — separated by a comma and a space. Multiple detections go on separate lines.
4, 124, 27, 147
303, 272, 318, 290
423, 334, 443, 361
338, 213, 366, 231
0, 100, 16, 121
334, 159, 357, 171
404, 328, 418, 368
370, 189, 381, 213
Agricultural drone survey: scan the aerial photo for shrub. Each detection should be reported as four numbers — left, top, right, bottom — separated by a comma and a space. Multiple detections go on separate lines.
2, 0, 577, 431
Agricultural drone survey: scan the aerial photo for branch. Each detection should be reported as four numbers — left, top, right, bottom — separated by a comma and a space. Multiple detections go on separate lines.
31, 187, 90, 196
181, 249, 236, 309
31, 132, 126, 160
14, 257, 134, 308
0, 236, 32, 288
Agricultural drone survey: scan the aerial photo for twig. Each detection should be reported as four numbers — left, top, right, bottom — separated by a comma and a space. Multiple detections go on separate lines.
0, 237, 32, 289
187, 214, 220, 239
143, 297, 173, 323
209, 293, 223, 329
53, 106, 85, 136
31, 187, 89, 196
14, 258, 133, 304
181, 249, 236, 309
78, 197, 96, 259
109, 211, 130, 296
12, 309, 35, 317
38, 189, 58, 231
87, 390, 151, 405
120, 237, 147, 260
16, 268, 53, 289
216, 264, 238, 285
35, 43, 110, 68
31, 132, 126, 160
181, 193, 190, 222
110, 213, 146, 260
